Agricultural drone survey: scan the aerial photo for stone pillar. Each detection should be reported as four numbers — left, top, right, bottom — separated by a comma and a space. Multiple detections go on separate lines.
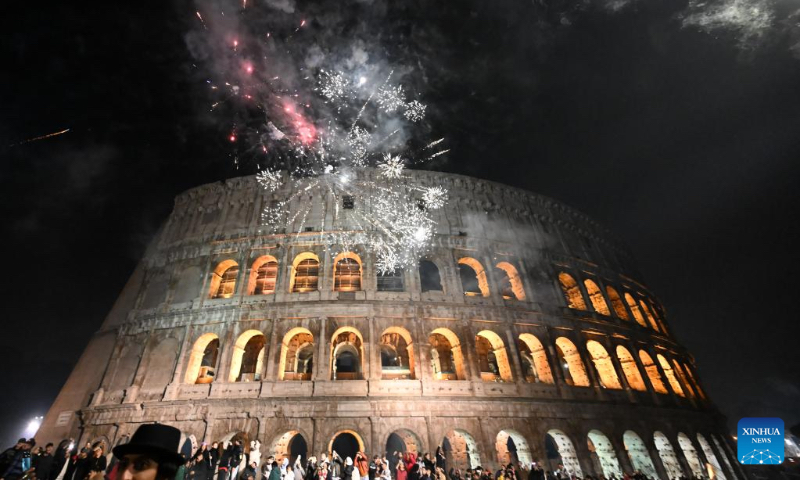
165, 325, 193, 399
459, 320, 481, 382
313, 317, 328, 381
646, 438, 670, 480
264, 319, 281, 381
611, 436, 634, 474
368, 316, 379, 380
504, 327, 525, 384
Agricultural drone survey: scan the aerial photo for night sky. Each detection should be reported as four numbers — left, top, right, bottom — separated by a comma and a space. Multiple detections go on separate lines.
2, 0, 799, 447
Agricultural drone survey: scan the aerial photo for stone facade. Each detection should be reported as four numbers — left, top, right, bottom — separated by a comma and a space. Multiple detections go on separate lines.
37, 169, 744, 480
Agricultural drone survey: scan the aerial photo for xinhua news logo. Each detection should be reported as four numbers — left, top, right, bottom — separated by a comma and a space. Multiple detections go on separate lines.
738, 418, 784, 465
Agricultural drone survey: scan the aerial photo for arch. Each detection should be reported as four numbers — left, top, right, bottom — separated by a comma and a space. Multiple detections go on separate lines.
419, 259, 443, 292
638, 300, 661, 331
518, 334, 554, 384
209, 259, 239, 299
683, 363, 707, 400
279, 327, 315, 381
380, 326, 415, 380
333, 252, 362, 292
329, 430, 366, 459
586, 341, 622, 389
672, 360, 696, 398
272, 431, 308, 464
184, 333, 220, 384
587, 430, 622, 478
475, 330, 513, 382
458, 257, 490, 297
657, 354, 685, 397
606, 286, 629, 320
624, 293, 647, 327
443, 429, 481, 470
429, 328, 466, 380
654, 432, 685, 480
615, 346, 646, 391
495, 262, 526, 300
544, 429, 583, 477
496, 429, 533, 466
697, 434, 726, 480
141, 337, 179, 389
675, 434, 701, 478
648, 301, 669, 334
584, 280, 610, 315
386, 429, 423, 456
554, 337, 590, 387
558, 273, 587, 310
228, 330, 266, 382
638, 350, 668, 394
248, 255, 278, 295
623, 431, 658, 479
331, 327, 364, 380
290, 252, 320, 293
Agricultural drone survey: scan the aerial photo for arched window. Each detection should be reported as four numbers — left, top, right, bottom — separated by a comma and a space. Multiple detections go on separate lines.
648, 300, 669, 334
682, 363, 707, 400
623, 431, 658, 480
419, 260, 443, 292
229, 330, 266, 382
377, 268, 404, 292
587, 430, 622, 479
331, 328, 363, 380
554, 337, 590, 387
672, 360, 696, 398
249, 255, 278, 295
586, 340, 622, 389
209, 260, 239, 299
184, 333, 219, 384
657, 354, 685, 396
333, 252, 362, 292
624, 292, 647, 327
380, 327, 415, 380
475, 330, 513, 381
638, 350, 668, 394
495, 262, 526, 300
615, 346, 646, 391
290, 252, 319, 293
584, 280, 610, 315
605, 286, 629, 320
558, 273, 587, 310
458, 257, 489, 297
518, 334, 553, 384
638, 300, 660, 331
429, 328, 465, 380
279, 328, 314, 380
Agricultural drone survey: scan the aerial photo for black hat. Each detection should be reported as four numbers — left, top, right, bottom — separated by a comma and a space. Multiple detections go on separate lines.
112, 424, 185, 465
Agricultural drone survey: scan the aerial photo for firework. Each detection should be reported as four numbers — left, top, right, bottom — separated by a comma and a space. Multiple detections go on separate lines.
9, 128, 70, 147
195, 8, 448, 273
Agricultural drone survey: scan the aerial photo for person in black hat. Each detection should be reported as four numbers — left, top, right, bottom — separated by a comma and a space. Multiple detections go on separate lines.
112, 424, 185, 480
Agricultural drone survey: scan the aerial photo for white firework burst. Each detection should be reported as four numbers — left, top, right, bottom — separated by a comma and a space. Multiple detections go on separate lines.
256, 168, 282, 191
378, 154, 404, 179
377, 84, 406, 112
422, 186, 448, 210
347, 127, 371, 165
318, 70, 349, 103
403, 100, 426, 122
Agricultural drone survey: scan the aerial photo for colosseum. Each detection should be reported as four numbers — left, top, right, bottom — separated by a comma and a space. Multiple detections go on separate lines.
37, 169, 745, 480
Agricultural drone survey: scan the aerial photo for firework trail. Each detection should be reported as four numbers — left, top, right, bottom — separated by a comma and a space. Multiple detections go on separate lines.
9, 128, 70, 147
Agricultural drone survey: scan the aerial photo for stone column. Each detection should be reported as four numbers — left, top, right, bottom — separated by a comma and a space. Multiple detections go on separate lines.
368, 316, 379, 380
264, 319, 281, 381
459, 320, 481, 382
313, 317, 329, 381
504, 327, 525, 384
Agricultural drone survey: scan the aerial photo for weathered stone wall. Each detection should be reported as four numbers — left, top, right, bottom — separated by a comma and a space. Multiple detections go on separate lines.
37, 170, 744, 480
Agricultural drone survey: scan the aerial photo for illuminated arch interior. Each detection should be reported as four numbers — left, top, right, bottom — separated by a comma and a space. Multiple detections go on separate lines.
333, 252, 362, 292
615, 346, 646, 391
654, 432, 684, 480
331, 327, 364, 380
657, 354, 685, 397
558, 273, 587, 310
475, 330, 513, 382
290, 252, 319, 293
185, 333, 220, 384
458, 257, 490, 297
638, 350, 668, 394
623, 431, 658, 479
555, 337, 590, 387
624, 292, 647, 327
248, 255, 278, 295
429, 327, 466, 380
584, 280, 610, 315
209, 259, 239, 299
228, 329, 266, 382
587, 430, 622, 478
495, 261, 526, 300
586, 340, 622, 389
606, 286, 629, 320
380, 326, 415, 379
279, 327, 314, 381
545, 429, 583, 477
518, 333, 554, 384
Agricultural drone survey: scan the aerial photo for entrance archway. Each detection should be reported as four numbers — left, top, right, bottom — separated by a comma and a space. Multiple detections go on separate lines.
697, 434, 726, 480
587, 430, 621, 478
496, 430, 532, 466
654, 432, 684, 480
443, 430, 481, 471
272, 431, 308, 464
544, 430, 582, 477
329, 430, 365, 461
677, 433, 704, 478
622, 431, 657, 479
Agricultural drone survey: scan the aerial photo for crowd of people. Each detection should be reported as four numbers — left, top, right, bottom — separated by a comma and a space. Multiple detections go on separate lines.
0, 428, 666, 480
